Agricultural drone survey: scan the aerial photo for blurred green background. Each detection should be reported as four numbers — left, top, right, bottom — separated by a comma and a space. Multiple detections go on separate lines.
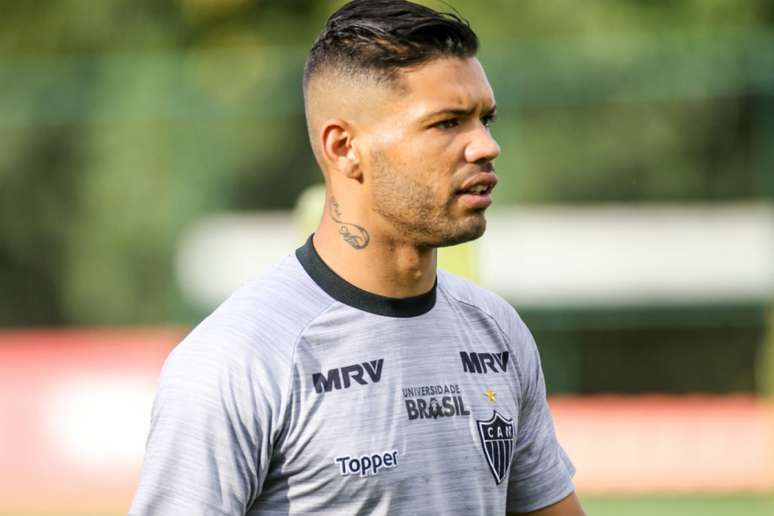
3, 0, 773, 326
1, 1, 773, 514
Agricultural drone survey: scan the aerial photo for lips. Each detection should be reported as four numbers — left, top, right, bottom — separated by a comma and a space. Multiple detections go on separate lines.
455, 172, 498, 210
456, 172, 498, 196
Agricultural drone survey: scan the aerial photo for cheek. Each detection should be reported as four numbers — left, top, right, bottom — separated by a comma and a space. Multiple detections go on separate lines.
368, 133, 459, 197
415, 136, 463, 176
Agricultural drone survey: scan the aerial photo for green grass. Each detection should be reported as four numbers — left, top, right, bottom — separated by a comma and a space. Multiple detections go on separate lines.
3, 494, 773, 515
581, 494, 774, 516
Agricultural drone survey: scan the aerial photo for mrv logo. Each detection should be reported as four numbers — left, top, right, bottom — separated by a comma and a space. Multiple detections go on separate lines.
403, 383, 470, 420
460, 351, 509, 374
312, 358, 384, 394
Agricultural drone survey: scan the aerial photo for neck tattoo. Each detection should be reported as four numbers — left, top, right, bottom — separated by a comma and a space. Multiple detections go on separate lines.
330, 197, 370, 250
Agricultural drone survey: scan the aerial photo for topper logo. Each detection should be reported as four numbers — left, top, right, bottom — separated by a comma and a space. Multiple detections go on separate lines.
335, 450, 399, 477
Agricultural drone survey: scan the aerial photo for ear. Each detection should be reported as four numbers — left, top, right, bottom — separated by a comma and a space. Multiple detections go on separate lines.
320, 118, 363, 181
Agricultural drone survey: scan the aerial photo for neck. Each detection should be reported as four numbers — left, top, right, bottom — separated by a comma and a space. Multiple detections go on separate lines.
313, 206, 437, 298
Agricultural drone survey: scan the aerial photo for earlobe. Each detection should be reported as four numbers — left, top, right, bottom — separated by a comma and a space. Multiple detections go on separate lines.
339, 147, 362, 181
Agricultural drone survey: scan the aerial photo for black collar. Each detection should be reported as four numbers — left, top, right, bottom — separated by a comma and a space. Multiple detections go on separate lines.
295, 235, 436, 318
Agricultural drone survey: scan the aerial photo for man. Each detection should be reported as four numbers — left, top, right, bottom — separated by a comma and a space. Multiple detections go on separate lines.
131, 1, 584, 514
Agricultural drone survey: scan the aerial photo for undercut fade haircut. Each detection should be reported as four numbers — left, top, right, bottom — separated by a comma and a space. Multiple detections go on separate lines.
304, 0, 478, 90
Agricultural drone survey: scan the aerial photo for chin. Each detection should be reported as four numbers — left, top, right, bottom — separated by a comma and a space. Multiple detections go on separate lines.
432, 217, 487, 248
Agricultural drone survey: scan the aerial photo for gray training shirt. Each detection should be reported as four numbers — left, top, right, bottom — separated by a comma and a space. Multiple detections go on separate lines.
130, 236, 575, 515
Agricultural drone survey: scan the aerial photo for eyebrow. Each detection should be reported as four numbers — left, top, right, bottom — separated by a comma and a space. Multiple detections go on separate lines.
419, 104, 497, 123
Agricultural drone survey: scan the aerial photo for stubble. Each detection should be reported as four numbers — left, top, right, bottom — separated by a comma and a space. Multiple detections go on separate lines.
369, 149, 487, 248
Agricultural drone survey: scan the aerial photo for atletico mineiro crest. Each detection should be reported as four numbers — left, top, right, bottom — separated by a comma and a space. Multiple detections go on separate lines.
476, 410, 514, 484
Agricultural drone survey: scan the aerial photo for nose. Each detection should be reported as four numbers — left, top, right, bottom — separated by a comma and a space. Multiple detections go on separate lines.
464, 125, 500, 165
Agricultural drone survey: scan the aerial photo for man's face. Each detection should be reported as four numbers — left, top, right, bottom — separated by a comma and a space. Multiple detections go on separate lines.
358, 57, 500, 248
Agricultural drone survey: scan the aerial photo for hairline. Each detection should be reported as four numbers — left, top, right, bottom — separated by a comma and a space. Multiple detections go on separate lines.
303, 52, 477, 103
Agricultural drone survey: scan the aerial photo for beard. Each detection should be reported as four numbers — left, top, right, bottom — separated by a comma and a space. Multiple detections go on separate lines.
369, 150, 487, 248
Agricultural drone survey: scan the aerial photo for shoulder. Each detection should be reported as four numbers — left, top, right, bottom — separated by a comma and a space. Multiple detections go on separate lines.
437, 268, 526, 335
163, 253, 335, 389
436, 269, 539, 373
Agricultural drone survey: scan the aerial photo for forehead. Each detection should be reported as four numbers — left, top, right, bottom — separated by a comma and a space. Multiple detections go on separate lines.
394, 57, 495, 116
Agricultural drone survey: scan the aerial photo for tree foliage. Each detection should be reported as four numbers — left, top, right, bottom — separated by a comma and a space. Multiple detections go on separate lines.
0, 0, 772, 325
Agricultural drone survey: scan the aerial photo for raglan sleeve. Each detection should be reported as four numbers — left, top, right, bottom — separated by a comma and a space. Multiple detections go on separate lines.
129, 331, 283, 516
505, 308, 576, 513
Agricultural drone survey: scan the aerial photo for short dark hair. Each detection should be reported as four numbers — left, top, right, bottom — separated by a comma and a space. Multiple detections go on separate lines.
304, 0, 478, 88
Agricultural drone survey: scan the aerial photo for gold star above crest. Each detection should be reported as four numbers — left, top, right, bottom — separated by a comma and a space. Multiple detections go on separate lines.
484, 388, 496, 402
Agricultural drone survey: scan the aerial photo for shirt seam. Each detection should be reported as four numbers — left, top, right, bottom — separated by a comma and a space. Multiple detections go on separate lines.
437, 282, 526, 402
507, 479, 575, 514
277, 298, 339, 439
254, 298, 338, 509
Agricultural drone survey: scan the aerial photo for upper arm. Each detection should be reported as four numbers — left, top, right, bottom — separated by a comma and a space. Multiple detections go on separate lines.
504, 309, 577, 513
507, 492, 586, 516
129, 334, 284, 515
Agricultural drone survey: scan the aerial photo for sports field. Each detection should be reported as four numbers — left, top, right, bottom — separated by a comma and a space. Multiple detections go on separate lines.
4, 495, 772, 516
583, 494, 774, 516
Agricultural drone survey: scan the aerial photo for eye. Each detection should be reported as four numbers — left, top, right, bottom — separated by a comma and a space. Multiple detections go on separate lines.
434, 118, 460, 130
482, 113, 497, 128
